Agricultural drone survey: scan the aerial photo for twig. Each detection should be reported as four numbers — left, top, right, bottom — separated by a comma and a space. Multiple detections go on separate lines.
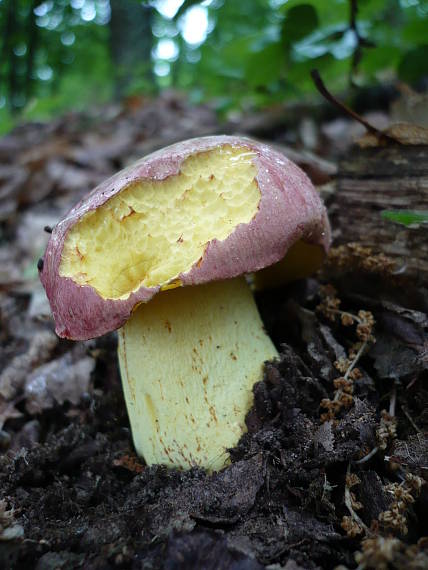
389, 385, 397, 417
344, 341, 367, 381
401, 405, 421, 434
310, 69, 399, 144
406, 376, 418, 390
349, 0, 375, 82
355, 446, 378, 464
344, 464, 370, 534
334, 340, 368, 402
329, 309, 363, 324
355, 386, 396, 465
355, 386, 398, 464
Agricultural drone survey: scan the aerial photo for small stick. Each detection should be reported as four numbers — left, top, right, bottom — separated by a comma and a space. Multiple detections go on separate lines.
310, 69, 399, 144
349, 0, 375, 81
357, 383, 398, 463
401, 405, 421, 434
329, 309, 363, 324
344, 464, 370, 534
389, 385, 397, 417
355, 446, 378, 464
334, 340, 368, 402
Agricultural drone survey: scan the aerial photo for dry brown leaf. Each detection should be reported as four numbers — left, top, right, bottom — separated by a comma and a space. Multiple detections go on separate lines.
0, 398, 23, 430
25, 345, 95, 414
0, 330, 58, 400
358, 122, 428, 147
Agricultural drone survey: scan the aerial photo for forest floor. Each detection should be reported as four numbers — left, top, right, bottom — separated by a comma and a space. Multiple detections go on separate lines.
0, 92, 427, 570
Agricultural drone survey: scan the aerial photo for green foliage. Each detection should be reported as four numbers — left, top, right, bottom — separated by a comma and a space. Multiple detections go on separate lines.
171, 0, 428, 113
282, 4, 319, 44
0, 107, 14, 133
23, 23, 113, 121
0, 0, 427, 130
381, 210, 428, 227
245, 42, 285, 88
398, 45, 428, 83
0, 0, 113, 133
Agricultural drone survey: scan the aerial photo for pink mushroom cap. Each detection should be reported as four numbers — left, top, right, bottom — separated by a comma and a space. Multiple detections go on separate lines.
39, 135, 331, 340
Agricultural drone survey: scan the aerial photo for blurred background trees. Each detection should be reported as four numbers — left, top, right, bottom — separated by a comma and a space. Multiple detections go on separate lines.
0, 0, 427, 134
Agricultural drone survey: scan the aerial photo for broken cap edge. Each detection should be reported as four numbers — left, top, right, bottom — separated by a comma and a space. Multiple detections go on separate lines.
39, 135, 331, 340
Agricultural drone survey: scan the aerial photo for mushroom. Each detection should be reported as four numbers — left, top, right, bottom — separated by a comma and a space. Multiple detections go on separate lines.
39, 135, 330, 471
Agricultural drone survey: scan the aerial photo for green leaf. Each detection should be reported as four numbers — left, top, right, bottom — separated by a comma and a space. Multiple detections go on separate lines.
286, 52, 348, 94
398, 45, 428, 84
282, 4, 319, 44
402, 17, 428, 44
360, 45, 402, 75
245, 42, 285, 87
280, 0, 347, 27
381, 210, 428, 227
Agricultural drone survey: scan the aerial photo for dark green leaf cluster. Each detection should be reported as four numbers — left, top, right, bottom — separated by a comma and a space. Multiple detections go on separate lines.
184, 0, 428, 112
0, 0, 427, 130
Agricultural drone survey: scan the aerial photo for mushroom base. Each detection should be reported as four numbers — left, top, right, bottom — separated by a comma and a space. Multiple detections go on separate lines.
118, 277, 278, 470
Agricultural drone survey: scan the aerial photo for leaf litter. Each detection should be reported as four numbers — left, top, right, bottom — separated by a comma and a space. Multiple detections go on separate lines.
0, 93, 427, 569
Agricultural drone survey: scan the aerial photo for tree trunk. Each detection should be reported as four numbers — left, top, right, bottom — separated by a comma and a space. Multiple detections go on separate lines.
109, 0, 155, 99
25, 0, 39, 102
0, 0, 19, 112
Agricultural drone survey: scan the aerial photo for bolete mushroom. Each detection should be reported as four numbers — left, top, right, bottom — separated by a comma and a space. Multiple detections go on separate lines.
39, 135, 330, 471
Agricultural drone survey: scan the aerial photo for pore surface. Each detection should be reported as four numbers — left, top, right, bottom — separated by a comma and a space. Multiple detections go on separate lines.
59, 145, 260, 299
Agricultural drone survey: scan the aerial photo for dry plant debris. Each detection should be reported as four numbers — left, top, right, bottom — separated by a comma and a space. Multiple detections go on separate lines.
317, 284, 376, 422
326, 243, 396, 275
0, 499, 23, 542
0, 95, 427, 569
377, 410, 398, 451
352, 536, 428, 570
341, 469, 366, 538
378, 473, 424, 536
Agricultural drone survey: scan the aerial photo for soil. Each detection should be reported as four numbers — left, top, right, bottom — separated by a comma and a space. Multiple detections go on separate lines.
0, 94, 427, 569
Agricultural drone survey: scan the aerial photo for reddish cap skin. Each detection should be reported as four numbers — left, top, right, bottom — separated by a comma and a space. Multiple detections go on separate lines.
40, 135, 331, 340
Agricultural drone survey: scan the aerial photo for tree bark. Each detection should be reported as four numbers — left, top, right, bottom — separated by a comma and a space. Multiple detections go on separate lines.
109, 0, 155, 99
25, 0, 39, 102
0, 0, 19, 112
329, 144, 428, 287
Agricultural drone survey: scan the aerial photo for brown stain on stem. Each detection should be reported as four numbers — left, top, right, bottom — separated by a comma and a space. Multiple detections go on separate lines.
209, 405, 218, 424
145, 394, 157, 430
119, 330, 135, 403
157, 379, 165, 402
159, 436, 173, 462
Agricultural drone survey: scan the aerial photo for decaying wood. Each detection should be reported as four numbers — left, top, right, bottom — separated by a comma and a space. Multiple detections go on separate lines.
329, 144, 428, 284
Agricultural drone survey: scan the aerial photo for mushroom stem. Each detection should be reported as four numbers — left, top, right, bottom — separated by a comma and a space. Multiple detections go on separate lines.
118, 277, 278, 470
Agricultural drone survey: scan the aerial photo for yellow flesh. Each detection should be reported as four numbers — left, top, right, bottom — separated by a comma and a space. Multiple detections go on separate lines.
118, 278, 278, 471
60, 146, 260, 299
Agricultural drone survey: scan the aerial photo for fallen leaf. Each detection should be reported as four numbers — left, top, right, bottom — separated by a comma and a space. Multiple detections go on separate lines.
390, 434, 428, 471
358, 122, 428, 147
314, 420, 335, 452
0, 398, 23, 430
0, 330, 58, 400
25, 346, 95, 414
